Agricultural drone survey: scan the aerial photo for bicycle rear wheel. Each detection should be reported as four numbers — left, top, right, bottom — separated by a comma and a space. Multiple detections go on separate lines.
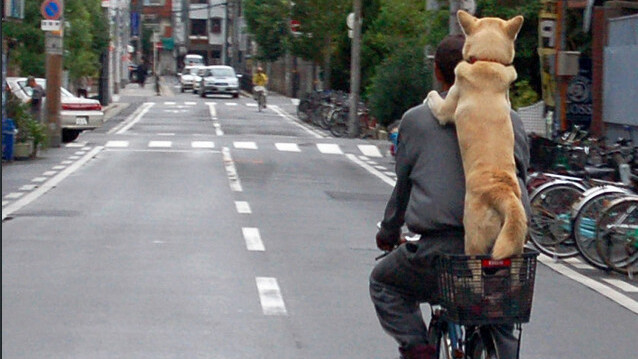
296, 100, 311, 122
427, 317, 453, 359
329, 109, 348, 138
466, 327, 499, 359
529, 181, 586, 258
596, 196, 638, 275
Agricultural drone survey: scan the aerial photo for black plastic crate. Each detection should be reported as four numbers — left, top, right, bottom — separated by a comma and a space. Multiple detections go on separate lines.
437, 248, 539, 326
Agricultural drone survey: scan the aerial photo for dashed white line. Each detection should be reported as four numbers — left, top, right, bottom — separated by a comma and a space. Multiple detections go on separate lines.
275, 143, 301, 152
234, 141, 258, 150
269, 105, 324, 139
157, 133, 176, 136
164, 101, 176, 105
105, 141, 130, 148
74, 151, 86, 155
52, 165, 65, 170
235, 201, 252, 214
226, 102, 238, 106
185, 101, 197, 105
148, 141, 172, 148
602, 278, 638, 293
242, 227, 265, 251
61, 160, 73, 164
222, 147, 242, 192
42, 171, 57, 176
317, 143, 343, 155
69, 156, 80, 160
19, 184, 37, 191
32, 177, 47, 183
4, 192, 24, 199
358, 144, 383, 157
256, 277, 287, 315
191, 141, 215, 149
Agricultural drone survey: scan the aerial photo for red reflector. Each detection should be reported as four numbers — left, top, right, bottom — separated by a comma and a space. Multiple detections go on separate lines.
481, 258, 511, 268
62, 103, 102, 111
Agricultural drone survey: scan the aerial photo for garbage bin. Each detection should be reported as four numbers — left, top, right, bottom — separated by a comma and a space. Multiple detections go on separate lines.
2, 118, 17, 161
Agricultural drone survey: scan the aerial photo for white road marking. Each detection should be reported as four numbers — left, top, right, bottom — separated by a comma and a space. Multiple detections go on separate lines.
222, 147, 242, 192
191, 141, 215, 149
563, 257, 592, 269
275, 143, 301, 152
19, 184, 38, 191
256, 277, 287, 315
246, 103, 257, 107
3, 147, 104, 220
4, 192, 24, 199
69, 156, 79, 160
105, 140, 130, 148
110, 102, 155, 134
234, 141, 258, 150
74, 151, 86, 155
346, 154, 396, 187
235, 201, 252, 214
65, 142, 87, 148
82, 147, 91, 151
269, 105, 324, 139
52, 166, 65, 170
384, 171, 396, 177
358, 144, 383, 157
226, 102, 238, 106
185, 101, 197, 105
374, 165, 386, 170
61, 160, 73, 164
242, 227, 265, 251
602, 278, 638, 293
207, 103, 224, 136
316, 143, 343, 155
2, 201, 8, 206
157, 133, 176, 136
538, 255, 638, 314
42, 171, 57, 176
291, 98, 300, 106
148, 141, 172, 148
164, 101, 176, 105
32, 177, 47, 183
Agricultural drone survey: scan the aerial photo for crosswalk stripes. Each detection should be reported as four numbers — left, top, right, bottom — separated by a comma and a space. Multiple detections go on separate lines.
103, 139, 389, 159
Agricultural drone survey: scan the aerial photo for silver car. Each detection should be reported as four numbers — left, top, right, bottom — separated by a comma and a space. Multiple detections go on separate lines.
7, 77, 105, 143
179, 65, 202, 92
198, 66, 241, 98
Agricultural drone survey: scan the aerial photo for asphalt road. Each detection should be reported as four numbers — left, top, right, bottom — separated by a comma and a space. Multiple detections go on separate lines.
2, 81, 637, 358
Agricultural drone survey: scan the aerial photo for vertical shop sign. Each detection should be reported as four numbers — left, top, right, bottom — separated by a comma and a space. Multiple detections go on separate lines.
566, 57, 593, 128
538, 0, 558, 108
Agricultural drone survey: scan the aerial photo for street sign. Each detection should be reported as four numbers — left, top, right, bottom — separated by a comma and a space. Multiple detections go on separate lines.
41, 19, 61, 31
290, 19, 300, 32
40, 0, 62, 20
45, 32, 63, 55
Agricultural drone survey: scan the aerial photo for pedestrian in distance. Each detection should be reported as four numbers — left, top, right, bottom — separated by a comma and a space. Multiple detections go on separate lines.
370, 34, 531, 359
26, 76, 45, 122
137, 61, 147, 88
76, 75, 88, 98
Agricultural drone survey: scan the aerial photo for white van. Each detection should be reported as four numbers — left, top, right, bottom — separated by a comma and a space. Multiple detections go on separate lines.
184, 54, 205, 67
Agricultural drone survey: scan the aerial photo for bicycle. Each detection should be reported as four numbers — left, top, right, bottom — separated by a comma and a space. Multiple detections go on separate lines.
428, 249, 539, 359
375, 226, 539, 359
595, 195, 638, 277
253, 86, 267, 112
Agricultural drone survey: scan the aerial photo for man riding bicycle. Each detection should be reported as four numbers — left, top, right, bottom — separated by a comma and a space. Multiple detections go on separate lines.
252, 66, 269, 107
370, 35, 531, 359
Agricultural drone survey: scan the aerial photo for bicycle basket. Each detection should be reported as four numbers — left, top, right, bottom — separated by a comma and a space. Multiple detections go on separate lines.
437, 248, 539, 326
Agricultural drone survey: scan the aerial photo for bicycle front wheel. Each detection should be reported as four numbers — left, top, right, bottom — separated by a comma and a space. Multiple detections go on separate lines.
529, 180, 586, 258
596, 196, 638, 275
466, 327, 498, 359
329, 110, 348, 138
427, 319, 453, 359
572, 186, 630, 269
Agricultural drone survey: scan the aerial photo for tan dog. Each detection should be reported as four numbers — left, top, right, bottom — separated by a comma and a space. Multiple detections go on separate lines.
426, 10, 526, 260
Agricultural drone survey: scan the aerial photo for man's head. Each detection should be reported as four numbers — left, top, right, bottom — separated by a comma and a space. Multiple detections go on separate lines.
27, 76, 36, 87
257, 67, 263, 73
434, 35, 465, 89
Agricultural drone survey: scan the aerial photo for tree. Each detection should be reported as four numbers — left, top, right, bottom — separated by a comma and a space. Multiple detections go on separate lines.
243, 0, 291, 62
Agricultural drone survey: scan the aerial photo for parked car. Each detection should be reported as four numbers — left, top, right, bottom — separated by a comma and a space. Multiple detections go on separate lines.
179, 65, 202, 93
192, 66, 207, 95
6, 77, 105, 143
198, 65, 241, 98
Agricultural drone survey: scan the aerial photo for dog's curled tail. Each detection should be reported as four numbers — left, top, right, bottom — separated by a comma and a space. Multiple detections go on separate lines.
491, 191, 528, 260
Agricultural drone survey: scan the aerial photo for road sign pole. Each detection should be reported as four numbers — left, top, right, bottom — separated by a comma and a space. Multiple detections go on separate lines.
42, 0, 64, 147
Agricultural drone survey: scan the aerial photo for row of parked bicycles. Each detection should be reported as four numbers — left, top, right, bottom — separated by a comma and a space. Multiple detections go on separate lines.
296, 90, 378, 138
527, 127, 637, 277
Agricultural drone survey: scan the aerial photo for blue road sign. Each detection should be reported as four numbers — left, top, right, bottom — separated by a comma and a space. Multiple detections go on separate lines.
41, 0, 62, 20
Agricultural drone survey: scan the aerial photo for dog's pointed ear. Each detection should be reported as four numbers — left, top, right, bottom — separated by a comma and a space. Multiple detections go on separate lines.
457, 10, 477, 36
505, 15, 524, 40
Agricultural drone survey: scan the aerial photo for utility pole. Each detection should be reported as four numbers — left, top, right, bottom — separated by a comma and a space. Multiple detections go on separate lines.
449, 0, 476, 34
231, 0, 240, 71
43, 0, 64, 147
348, 0, 362, 138
222, 2, 229, 65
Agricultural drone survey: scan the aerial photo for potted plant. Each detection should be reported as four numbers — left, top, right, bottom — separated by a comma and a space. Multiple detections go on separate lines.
5, 91, 47, 159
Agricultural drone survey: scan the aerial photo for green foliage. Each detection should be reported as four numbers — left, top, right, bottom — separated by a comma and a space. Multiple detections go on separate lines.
243, 0, 291, 62
366, 42, 433, 126
511, 79, 540, 111
1, 0, 108, 81
5, 91, 47, 147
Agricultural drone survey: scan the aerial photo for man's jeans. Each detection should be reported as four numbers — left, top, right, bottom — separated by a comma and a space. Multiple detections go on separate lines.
369, 233, 519, 357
